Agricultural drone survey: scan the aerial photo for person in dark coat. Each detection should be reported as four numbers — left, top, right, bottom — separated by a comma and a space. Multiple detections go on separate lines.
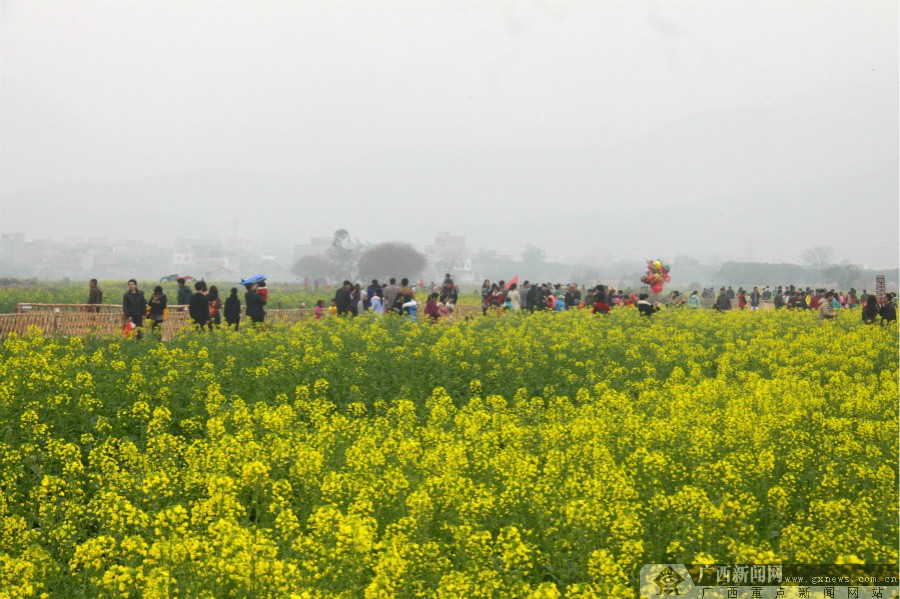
245, 282, 267, 323
334, 280, 353, 315
87, 278, 103, 312
714, 288, 732, 312
147, 285, 167, 339
636, 293, 660, 317
224, 287, 241, 330
176, 278, 192, 309
879, 293, 897, 325
350, 283, 361, 316
122, 279, 147, 338
189, 281, 210, 330
365, 279, 383, 311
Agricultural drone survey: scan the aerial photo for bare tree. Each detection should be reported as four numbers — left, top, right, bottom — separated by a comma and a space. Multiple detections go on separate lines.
327, 229, 361, 279
801, 245, 836, 270
521, 244, 547, 266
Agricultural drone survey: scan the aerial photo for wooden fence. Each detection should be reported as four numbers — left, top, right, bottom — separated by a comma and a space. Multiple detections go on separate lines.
0, 303, 484, 341
0, 299, 772, 341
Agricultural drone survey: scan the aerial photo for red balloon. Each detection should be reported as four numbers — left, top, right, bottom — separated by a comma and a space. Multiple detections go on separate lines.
651, 283, 664, 294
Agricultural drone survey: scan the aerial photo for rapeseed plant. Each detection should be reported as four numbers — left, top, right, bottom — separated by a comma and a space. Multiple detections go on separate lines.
0, 309, 895, 596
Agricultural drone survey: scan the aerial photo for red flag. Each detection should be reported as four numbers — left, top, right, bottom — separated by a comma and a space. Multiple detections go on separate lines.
505, 275, 519, 289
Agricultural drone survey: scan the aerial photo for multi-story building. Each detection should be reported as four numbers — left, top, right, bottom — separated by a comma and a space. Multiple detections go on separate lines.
424, 232, 472, 284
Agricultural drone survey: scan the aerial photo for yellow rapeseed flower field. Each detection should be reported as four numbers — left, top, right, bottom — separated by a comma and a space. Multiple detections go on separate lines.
0, 308, 896, 597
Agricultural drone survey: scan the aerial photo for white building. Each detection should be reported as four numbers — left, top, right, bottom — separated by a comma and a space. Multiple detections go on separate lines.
424, 232, 473, 284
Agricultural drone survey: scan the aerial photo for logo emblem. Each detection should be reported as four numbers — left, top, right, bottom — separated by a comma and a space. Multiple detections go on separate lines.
652, 566, 685, 595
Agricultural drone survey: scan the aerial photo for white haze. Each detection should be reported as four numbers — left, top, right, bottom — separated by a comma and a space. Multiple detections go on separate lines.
1, 1, 897, 268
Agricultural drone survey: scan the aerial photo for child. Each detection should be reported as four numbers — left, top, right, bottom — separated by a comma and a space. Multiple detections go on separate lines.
402, 298, 418, 322
424, 293, 440, 321
592, 297, 611, 315
315, 299, 325, 320
545, 294, 556, 310
257, 279, 268, 302
440, 297, 455, 323
123, 317, 138, 339
208, 285, 222, 328
370, 294, 384, 316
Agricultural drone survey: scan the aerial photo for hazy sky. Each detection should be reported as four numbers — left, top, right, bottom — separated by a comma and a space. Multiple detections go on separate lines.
2, 1, 898, 267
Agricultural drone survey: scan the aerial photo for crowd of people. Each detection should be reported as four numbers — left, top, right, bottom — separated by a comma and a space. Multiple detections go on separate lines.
325, 276, 899, 324
97, 274, 899, 339
707, 285, 897, 324
322, 276, 460, 322
115, 277, 269, 339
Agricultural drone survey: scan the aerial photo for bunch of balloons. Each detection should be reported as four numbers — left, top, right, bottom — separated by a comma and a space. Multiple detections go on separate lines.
641, 259, 671, 294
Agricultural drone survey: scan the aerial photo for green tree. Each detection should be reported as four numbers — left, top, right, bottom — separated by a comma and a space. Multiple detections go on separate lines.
822, 262, 863, 289
291, 255, 334, 282
358, 242, 427, 280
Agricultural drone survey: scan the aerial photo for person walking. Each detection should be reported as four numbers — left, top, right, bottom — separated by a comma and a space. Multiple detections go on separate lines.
176, 278, 192, 310
334, 280, 353, 315
382, 278, 400, 314
879, 293, 897, 325
244, 282, 267, 324
862, 294, 879, 324
773, 289, 785, 309
122, 279, 147, 339
351, 284, 363, 316
207, 285, 222, 329
147, 285, 167, 339
481, 279, 492, 315
189, 281, 210, 331
440, 275, 459, 305
528, 283, 545, 312
520, 281, 531, 312
818, 291, 837, 323
87, 279, 103, 312
749, 287, 761, 310
224, 287, 241, 330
